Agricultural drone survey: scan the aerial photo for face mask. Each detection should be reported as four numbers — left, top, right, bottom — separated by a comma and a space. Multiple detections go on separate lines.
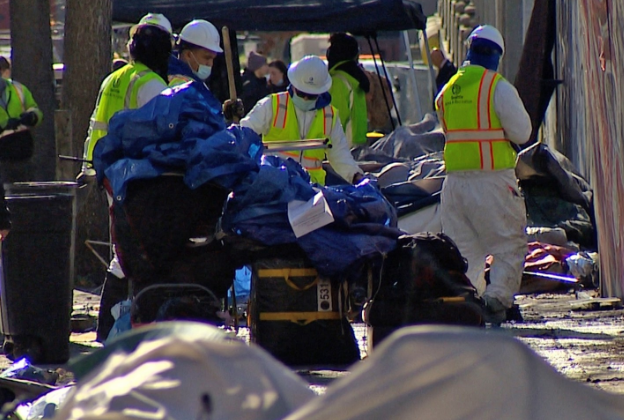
274, 79, 284, 86
291, 93, 316, 111
191, 52, 212, 80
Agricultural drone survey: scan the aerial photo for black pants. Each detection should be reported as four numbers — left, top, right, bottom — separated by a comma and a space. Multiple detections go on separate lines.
96, 271, 129, 343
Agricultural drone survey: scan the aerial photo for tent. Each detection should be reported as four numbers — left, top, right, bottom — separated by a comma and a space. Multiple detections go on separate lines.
55, 322, 315, 420
283, 326, 624, 420
112, 0, 427, 32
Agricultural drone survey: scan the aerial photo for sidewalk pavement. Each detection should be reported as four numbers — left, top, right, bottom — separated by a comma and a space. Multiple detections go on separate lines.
3, 289, 624, 395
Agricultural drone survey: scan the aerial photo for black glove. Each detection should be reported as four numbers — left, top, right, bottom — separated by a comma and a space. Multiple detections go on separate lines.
222, 99, 245, 121
4, 118, 21, 131
19, 111, 38, 127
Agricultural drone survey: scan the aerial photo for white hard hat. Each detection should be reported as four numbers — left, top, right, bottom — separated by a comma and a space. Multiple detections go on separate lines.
468, 25, 505, 55
179, 20, 223, 53
133, 13, 172, 35
288, 55, 332, 95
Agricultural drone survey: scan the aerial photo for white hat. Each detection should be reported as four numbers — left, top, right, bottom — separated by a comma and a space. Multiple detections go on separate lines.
131, 13, 172, 36
467, 25, 505, 55
179, 19, 223, 53
288, 55, 332, 95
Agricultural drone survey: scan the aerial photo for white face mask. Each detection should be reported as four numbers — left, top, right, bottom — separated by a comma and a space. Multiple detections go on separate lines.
291, 93, 316, 111
191, 52, 212, 80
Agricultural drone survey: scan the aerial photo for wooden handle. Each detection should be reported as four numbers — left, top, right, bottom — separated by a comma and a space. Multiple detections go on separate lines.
221, 26, 240, 122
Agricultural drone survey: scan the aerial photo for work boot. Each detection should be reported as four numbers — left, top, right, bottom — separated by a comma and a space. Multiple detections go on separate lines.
483, 295, 507, 326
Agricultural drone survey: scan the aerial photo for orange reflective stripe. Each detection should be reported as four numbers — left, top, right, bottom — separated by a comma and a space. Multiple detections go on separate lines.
478, 70, 496, 129
279, 151, 323, 170
436, 94, 447, 131
446, 129, 506, 142
273, 92, 289, 129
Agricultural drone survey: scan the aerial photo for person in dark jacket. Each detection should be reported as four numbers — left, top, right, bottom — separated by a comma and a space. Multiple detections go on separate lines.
431, 48, 458, 94
240, 51, 270, 115
267, 60, 289, 94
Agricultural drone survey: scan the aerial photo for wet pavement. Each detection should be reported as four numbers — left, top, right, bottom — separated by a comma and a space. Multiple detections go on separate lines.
3, 288, 624, 395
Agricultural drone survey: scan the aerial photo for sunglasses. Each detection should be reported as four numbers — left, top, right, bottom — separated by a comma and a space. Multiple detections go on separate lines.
294, 89, 319, 100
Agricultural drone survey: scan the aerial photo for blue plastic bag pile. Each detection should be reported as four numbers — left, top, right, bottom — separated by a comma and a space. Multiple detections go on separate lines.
94, 82, 400, 276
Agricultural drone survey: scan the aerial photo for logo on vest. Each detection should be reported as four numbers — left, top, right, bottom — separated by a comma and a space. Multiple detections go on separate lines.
452, 84, 462, 95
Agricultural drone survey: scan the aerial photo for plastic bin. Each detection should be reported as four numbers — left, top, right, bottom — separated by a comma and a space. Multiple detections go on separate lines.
249, 257, 360, 367
0, 182, 77, 364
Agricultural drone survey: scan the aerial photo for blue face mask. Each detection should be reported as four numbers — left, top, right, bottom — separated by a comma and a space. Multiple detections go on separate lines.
191, 52, 212, 80
291, 93, 317, 111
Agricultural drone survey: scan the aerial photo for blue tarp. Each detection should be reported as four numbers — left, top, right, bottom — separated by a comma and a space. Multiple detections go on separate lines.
94, 83, 399, 276
93, 83, 261, 201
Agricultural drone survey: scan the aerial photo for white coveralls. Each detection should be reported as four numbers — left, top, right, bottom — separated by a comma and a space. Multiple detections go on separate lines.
439, 78, 531, 308
240, 96, 363, 183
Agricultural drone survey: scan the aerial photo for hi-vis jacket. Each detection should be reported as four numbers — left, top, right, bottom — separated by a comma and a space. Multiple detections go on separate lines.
435, 65, 531, 172
0, 79, 42, 129
83, 62, 166, 167
240, 92, 362, 185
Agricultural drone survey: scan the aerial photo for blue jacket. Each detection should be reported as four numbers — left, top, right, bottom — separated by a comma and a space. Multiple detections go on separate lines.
168, 55, 222, 112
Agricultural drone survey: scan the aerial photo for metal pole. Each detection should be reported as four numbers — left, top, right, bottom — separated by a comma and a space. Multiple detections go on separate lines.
402, 30, 423, 122
421, 29, 439, 104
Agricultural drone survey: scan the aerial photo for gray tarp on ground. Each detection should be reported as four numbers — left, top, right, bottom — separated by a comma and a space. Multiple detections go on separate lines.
284, 326, 624, 420
112, 0, 427, 32
56, 322, 315, 420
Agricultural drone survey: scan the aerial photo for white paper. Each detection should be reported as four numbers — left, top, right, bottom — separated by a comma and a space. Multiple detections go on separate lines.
287, 191, 335, 238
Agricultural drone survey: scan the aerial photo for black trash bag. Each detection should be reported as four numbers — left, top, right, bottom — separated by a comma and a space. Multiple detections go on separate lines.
364, 232, 485, 329
0, 130, 34, 162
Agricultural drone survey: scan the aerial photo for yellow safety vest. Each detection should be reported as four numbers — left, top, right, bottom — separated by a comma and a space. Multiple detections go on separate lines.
83, 62, 162, 166
436, 65, 517, 172
168, 74, 194, 87
264, 92, 336, 185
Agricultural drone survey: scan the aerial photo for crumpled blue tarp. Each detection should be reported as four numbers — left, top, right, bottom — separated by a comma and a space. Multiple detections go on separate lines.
222, 159, 401, 277
93, 83, 399, 276
93, 82, 261, 201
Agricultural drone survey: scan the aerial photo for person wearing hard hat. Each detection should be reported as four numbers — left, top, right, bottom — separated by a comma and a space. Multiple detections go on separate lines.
79, 12, 173, 343
81, 12, 172, 176
435, 25, 531, 324
240, 55, 363, 185
168, 19, 244, 120
327, 33, 369, 147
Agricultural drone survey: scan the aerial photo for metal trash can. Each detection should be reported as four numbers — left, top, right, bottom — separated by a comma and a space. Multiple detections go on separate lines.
0, 182, 77, 364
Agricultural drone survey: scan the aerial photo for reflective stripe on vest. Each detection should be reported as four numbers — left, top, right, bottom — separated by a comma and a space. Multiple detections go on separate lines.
12, 82, 25, 109
438, 66, 517, 172
84, 64, 159, 163
265, 92, 335, 184
168, 74, 194, 87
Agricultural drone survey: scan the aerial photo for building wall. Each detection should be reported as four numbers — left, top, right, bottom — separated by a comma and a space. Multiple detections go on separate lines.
546, 0, 624, 296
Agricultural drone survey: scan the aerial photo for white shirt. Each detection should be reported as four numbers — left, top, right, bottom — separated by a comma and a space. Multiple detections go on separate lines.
240, 96, 363, 183
493, 79, 532, 145
136, 78, 168, 107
